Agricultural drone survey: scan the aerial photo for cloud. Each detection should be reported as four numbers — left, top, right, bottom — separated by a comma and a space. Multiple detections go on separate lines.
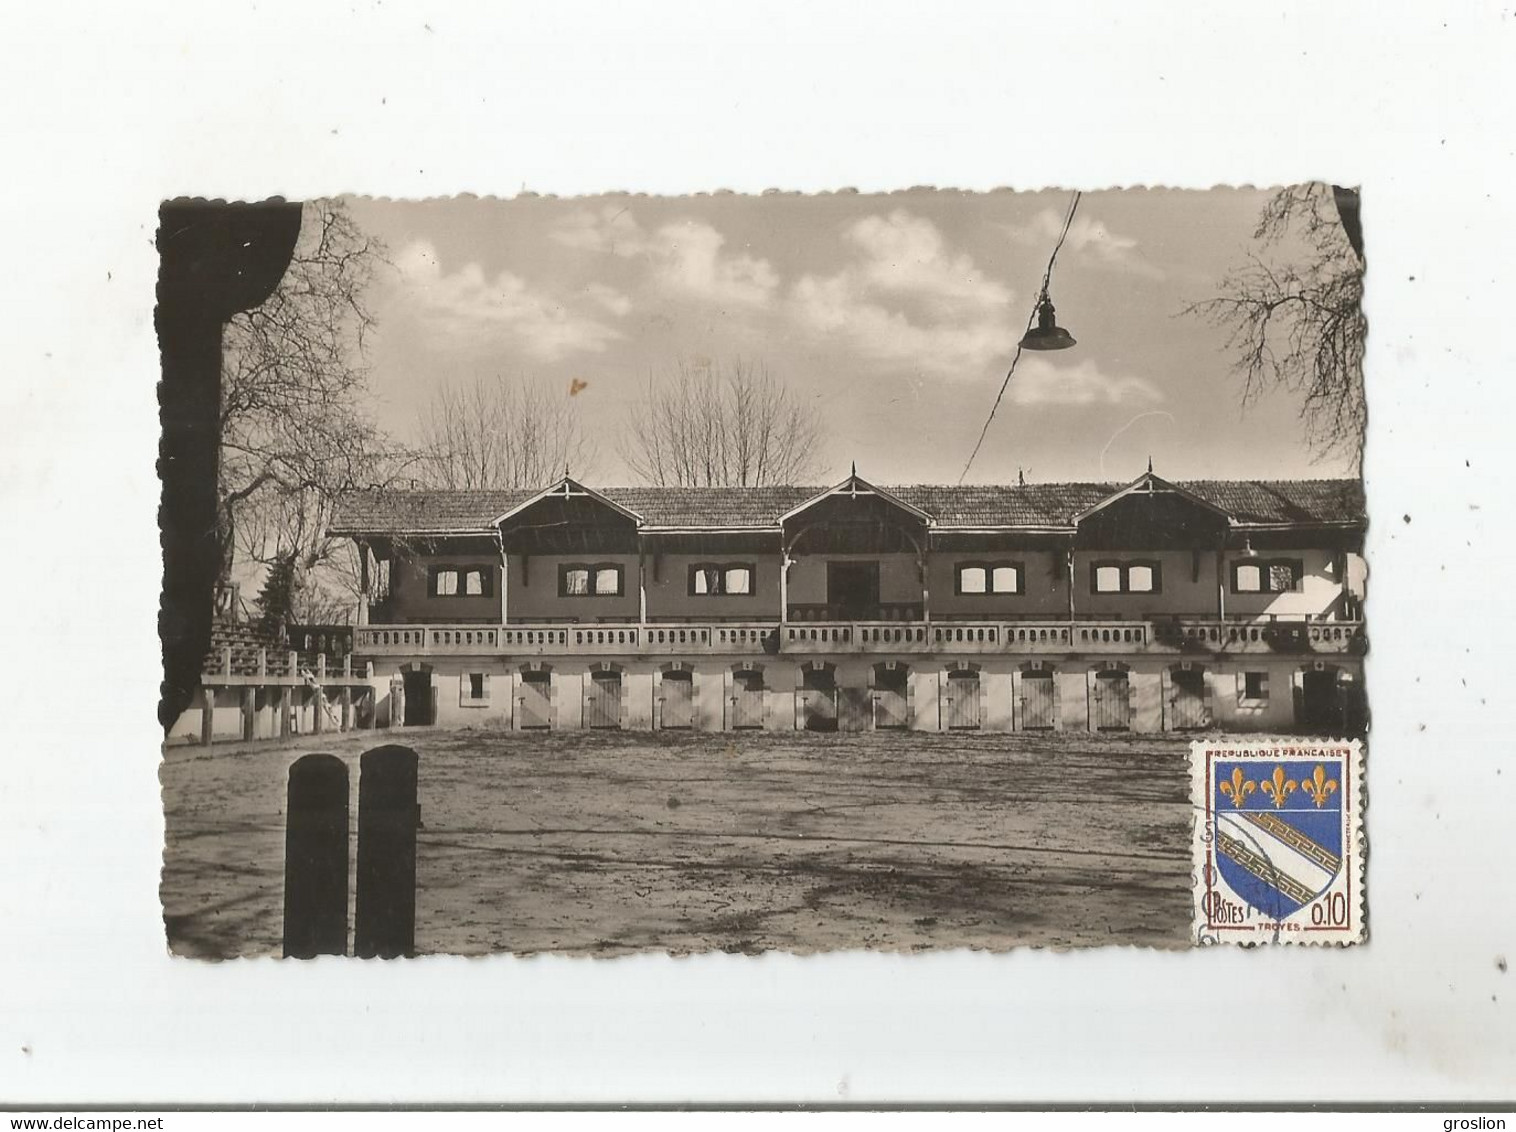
1003, 208, 1165, 279
788, 210, 1018, 378
392, 240, 624, 361
550, 207, 778, 309
1006, 357, 1164, 406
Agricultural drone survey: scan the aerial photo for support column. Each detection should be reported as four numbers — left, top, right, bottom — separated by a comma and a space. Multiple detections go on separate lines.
637, 540, 648, 626
1066, 545, 1077, 623
278, 687, 293, 738
497, 534, 509, 625
200, 686, 215, 746
918, 538, 931, 629
357, 540, 371, 627
340, 686, 353, 732
314, 685, 326, 734
1216, 546, 1227, 621
241, 686, 256, 741
779, 545, 791, 625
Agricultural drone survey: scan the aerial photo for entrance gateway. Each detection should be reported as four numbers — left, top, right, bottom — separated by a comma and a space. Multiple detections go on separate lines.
1019, 668, 1056, 730
944, 667, 981, 730
587, 667, 623, 729
518, 668, 551, 729
872, 663, 908, 729
1093, 668, 1131, 731
732, 667, 764, 729
659, 668, 693, 729
799, 663, 839, 731
827, 560, 880, 619
1168, 666, 1208, 730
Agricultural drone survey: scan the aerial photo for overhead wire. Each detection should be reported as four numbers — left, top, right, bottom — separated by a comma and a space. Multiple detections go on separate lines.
957, 190, 1083, 484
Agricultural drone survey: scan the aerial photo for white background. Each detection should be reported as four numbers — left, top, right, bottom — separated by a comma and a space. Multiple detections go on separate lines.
1, 0, 1513, 1106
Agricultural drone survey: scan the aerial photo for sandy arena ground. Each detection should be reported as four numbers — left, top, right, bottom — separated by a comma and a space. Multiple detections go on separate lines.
161, 728, 1195, 958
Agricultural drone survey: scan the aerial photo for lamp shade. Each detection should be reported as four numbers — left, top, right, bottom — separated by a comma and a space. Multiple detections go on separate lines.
1019, 296, 1076, 351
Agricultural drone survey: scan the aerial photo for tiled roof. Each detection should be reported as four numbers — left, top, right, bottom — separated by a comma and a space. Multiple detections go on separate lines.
331, 478, 1365, 534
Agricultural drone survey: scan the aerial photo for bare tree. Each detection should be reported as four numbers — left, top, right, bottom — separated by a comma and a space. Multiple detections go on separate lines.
1187, 183, 1366, 467
622, 357, 823, 487
416, 375, 592, 490
218, 199, 409, 625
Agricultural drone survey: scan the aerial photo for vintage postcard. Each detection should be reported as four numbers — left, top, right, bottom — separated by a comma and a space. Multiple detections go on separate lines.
156, 186, 1368, 958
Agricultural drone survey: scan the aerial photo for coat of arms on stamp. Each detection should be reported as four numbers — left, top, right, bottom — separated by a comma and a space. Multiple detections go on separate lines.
1193, 739, 1364, 944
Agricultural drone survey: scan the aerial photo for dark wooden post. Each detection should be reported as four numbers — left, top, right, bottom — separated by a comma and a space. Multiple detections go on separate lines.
282, 753, 350, 958
241, 687, 256, 741
340, 686, 353, 732
279, 686, 293, 738
313, 685, 326, 735
354, 745, 420, 958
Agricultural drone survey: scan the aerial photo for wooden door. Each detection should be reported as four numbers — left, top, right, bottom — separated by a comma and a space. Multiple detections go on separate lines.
587, 671, 623, 729
800, 667, 838, 731
1020, 672, 1056, 730
732, 670, 765, 729
1094, 670, 1131, 731
873, 666, 908, 729
945, 671, 981, 730
1299, 669, 1342, 734
518, 672, 551, 729
839, 687, 871, 732
660, 671, 693, 729
1168, 668, 1208, 730
402, 670, 433, 726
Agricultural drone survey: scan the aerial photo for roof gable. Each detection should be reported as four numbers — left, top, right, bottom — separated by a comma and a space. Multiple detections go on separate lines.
779, 472, 933, 526
329, 478, 1366, 535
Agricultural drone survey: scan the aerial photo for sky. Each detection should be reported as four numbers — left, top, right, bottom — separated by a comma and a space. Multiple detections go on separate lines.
343, 188, 1358, 488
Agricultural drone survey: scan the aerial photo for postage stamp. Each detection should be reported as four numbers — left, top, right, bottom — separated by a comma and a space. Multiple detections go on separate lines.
1192, 739, 1365, 945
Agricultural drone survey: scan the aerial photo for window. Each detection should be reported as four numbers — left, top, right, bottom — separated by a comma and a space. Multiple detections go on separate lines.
1239, 671, 1269, 704
955, 561, 1023, 595
1232, 559, 1303, 594
429, 565, 492, 598
1091, 561, 1163, 595
460, 671, 490, 707
560, 563, 623, 597
689, 562, 757, 596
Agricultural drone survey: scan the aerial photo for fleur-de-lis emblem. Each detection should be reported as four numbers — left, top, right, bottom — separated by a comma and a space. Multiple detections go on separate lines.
1219, 767, 1255, 808
1259, 766, 1297, 808
1300, 764, 1339, 808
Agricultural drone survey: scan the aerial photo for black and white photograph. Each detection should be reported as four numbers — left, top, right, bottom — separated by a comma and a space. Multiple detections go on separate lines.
9, 1, 1516, 1112
157, 186, 1369, 958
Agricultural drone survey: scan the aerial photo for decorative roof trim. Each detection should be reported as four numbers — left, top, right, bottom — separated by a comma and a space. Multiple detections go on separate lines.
490, 476, 644, 526
777, 473, 934, 525
1072, 471, 1233, 525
